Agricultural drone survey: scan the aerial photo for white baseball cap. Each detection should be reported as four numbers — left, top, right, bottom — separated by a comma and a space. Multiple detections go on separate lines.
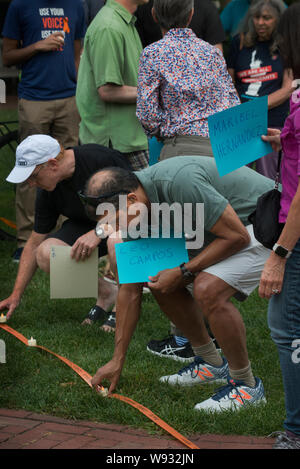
6, 134, 61, 183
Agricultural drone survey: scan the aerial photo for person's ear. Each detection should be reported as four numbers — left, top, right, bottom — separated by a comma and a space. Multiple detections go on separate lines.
46, 158, 59, 171
187, 8, 194, 27
151, 7, 158, 23
127, 192, 139, 205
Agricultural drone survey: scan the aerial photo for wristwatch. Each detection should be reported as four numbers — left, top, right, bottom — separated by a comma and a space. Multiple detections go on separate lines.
179, 262, 195, 281
94, 225, 105, 239
272, 243, 292, 259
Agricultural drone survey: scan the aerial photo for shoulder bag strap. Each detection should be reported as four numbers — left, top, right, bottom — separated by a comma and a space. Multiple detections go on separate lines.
275, 150, 282, 190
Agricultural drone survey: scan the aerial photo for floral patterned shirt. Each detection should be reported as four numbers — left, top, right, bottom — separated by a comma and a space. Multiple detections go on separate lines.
136, 28, 240, 138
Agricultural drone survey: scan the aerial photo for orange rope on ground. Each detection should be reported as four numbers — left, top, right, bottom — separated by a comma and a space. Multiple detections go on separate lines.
0, 217, 17, 230
0, 324, 200, 450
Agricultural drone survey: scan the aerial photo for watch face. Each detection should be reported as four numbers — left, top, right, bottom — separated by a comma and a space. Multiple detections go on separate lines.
96, 226, 105, 238
275, 245, 288, 258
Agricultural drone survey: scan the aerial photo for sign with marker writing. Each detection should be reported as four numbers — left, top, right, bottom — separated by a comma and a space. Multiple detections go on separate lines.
115, 237, 189, 284
208, 96, 272, 177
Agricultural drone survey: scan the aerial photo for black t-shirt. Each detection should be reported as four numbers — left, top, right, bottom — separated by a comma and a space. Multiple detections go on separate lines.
34, 144, 131, 234
135, 0, 225, 48
227, 35, 289, 127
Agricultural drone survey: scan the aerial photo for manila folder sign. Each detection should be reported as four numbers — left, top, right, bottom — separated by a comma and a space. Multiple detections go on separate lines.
208, 96, 272, 177
115, 237, 189, 284
50, 246, 98, 299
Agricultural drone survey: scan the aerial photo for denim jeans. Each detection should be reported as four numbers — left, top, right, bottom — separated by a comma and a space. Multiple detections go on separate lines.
268, 238, 300, 435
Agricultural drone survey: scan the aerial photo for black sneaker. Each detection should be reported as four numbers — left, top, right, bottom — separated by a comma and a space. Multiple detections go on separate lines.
12, 247, 23, 263
147, 335, 195, 363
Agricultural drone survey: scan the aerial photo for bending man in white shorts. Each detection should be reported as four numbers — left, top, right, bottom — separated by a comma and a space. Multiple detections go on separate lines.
80, 156, 274, 412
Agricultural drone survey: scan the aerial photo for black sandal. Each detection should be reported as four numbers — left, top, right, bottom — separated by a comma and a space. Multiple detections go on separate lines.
83, 305, 107, 324
101, 312, 116, 331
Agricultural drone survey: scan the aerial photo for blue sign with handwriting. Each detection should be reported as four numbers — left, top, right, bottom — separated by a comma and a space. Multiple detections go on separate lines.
115, 237, 189, 284
208, 96, 272, 177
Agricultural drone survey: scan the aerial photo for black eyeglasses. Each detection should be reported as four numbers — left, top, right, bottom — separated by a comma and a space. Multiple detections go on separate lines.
78, 190, 129, 208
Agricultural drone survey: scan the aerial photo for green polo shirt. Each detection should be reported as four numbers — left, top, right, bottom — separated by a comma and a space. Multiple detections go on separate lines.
76, 0, 148, 152
135, 156, 274, 239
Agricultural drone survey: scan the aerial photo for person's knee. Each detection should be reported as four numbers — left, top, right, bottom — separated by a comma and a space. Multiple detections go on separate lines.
193, 277, 225, 319
36, 239, 54, 273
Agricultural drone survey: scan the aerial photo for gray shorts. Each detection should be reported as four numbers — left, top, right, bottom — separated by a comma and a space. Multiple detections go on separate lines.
188, 225, 270, 301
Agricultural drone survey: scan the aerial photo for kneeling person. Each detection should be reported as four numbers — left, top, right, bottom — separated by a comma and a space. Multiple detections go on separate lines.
0, 135, 131, 326
83, 156, 273, 412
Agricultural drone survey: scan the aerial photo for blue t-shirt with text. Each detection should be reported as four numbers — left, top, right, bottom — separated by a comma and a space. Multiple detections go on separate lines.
227, 36, 289, 128
2, 0, 86, 100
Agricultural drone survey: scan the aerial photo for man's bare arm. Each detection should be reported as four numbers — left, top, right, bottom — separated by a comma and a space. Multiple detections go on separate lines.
149, 204, 250, 294
2, 33, 65, 67
187, 204, 250, 274
98, 84, 137, 104
91, 283, 143, 393
0, 232, 47, 318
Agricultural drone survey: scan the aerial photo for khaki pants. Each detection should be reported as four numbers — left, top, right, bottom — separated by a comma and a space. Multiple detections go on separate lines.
16, 96, 80, 247
160, 135, 214, 161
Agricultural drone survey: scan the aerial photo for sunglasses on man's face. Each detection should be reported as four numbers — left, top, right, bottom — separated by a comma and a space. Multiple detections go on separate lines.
77, 190, 129, 208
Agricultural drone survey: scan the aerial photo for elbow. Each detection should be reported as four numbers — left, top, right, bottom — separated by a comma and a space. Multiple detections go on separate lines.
235, 230, 251, 250
98, 87, 113, 103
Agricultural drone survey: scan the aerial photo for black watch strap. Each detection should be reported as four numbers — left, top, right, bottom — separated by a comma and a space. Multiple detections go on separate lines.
179, 262, 195, 279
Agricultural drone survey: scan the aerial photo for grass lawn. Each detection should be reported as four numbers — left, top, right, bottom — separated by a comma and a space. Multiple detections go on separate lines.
0, 109, 285, 439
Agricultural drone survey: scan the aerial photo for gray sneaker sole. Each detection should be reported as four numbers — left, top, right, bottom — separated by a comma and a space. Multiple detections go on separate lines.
160, 376, 228, 386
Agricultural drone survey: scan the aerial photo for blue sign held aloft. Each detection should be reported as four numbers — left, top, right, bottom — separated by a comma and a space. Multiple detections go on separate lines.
208, 96, 272, 177
115, 237, 189, 284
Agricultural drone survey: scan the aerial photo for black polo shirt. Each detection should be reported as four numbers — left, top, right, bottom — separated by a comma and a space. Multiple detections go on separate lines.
34, 144, 131, 234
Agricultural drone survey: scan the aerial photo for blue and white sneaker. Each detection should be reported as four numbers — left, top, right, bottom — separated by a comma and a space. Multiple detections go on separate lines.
159, 356, 229, 386
147, 335, 195, 363
194, 377, 267, 412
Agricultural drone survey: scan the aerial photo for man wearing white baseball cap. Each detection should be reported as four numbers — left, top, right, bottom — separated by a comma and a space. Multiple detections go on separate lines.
6, 135, 61, 184
1, 134, 131, 327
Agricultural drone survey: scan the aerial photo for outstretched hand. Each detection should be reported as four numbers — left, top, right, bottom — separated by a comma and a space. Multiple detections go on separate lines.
91, 359, 123, 395
0, 294, 20, 320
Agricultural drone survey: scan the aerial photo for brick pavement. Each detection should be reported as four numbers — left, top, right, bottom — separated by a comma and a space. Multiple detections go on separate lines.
0, 408, 275, 449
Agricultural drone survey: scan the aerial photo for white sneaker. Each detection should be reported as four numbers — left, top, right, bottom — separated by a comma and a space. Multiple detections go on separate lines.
194, 377, 267, 412
159, 356, 229, 386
